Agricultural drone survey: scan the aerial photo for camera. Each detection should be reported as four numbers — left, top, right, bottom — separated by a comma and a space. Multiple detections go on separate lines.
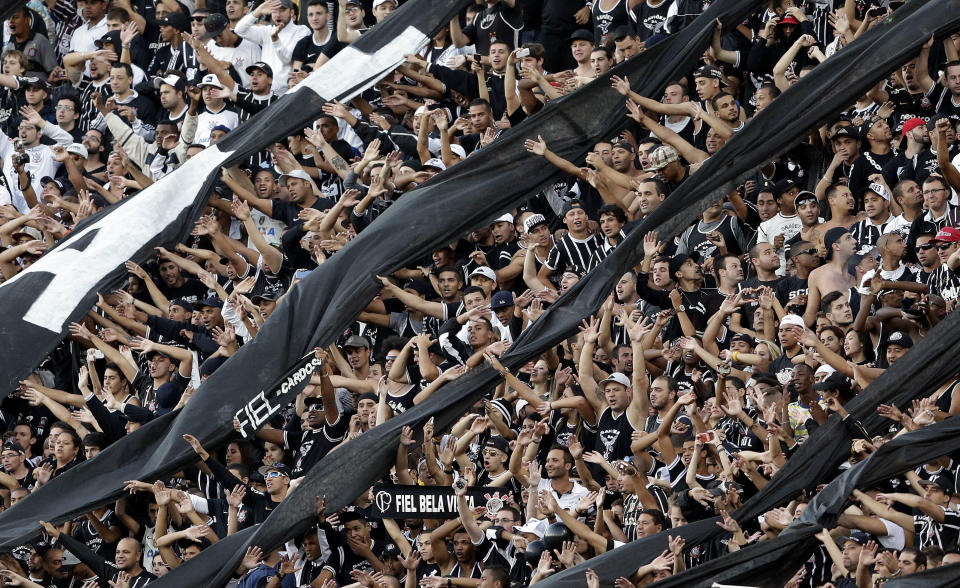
14, 153, 29, 166
516, 47, 530, 58
453, 475, 468, 492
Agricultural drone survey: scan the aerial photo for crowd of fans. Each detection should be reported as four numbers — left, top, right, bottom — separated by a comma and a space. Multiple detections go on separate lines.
0, 0, 959, 585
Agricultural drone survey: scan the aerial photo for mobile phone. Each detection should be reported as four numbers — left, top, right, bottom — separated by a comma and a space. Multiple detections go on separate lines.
516, 47, 530, 58
696, 431, 715, 444
295, 269, 312, 279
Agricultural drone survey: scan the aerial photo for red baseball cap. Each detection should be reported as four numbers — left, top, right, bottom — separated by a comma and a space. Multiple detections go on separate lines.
901, 117, 926, 134
779, 15, 799, 25
933, 227, 960, 243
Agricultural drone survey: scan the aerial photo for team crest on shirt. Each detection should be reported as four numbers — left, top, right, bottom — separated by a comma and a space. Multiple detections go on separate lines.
599, 429, 620, 459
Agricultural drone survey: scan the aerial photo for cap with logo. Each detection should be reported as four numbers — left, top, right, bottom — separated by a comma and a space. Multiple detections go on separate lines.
794, 190, 817, 207
668, 252, 700, 278
831, 125, 860, 141
245, 61, 274, 78
918, 477, 955, 495
197, 73, 224, 90
779, 314, 805, 328
422, 157, 446, 171
469, 266, 496, 281
258, 462, 292, 477
279, 169, 311, 186
198, 295, 223, 309
598, 372, 631, 389
483, 436, 510, 454
933, 227, 960, 243
694, 64, 724, 80
523, 214, 548, 233
160, 11, 191, 32
866, 182, 890, 201
490, 290, 515, 310
885, 330, 913, 349
201, 12, 228, 39
153, 73, 186, 92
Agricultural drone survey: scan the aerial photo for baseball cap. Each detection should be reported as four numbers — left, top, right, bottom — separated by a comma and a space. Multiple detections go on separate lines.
95, 30, 121, 50
170, 298, 194, 313
779, 15, 799, 25
568, 29, 594, 43
469, 266, 496, 281
491, 213, 514, 225
40, 176, 66, 192
403, 279, 432, 298
779, 314, 805, 328
794, 190, 817, 207
693, 64, 724, 80
933, 227, 960, 243
774, 177, 797, 197
483, 436, 509, 454
885, 330, 913, 349
490, 290, 514, 310
757, 179, 776, 194
841, 530, 874, 546
258, 462, 292, 477
21, 75, 48, 90
251, 284, 284, 304
449, 144, 466, 158
245, 61, 274, 78
646, 145, 679, 171
901, 117, 926, 134
613, 140, 636, 153
201, 12, 228, 39
422, 157, 446, 171
560, 199, 585, 218
159, 11, 191, 32
373, 0, 397, 7
153, 73, 186, 92
279, 169, 311, 186
926, 113, 949, 132
918, 477, 955, 495
2, 441, 24, 455
198, 295, 223, 309
866, 182, 890, 201
831, 125, 860, 141
523, 214, 548, 233
823, 227, 849, 260
343, 335, 369, 349
196, 73, 224, 90
211, 124, 231, 135
598, 372, 631, 389
667, 251, 700, 278
730, 332, 756, 347
813, 372, 851, 393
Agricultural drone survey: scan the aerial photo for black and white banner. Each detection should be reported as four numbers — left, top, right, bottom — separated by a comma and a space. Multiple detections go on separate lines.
0, 0, 469, 397
235, 352, 319, 438
0, 0, 756, 558
368, 484, 512, 519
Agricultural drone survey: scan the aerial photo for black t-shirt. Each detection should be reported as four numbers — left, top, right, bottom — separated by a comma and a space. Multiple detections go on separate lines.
270, 196, 336, 227
158, 277, 207, 304
774, 275, 807, 307
293, 32, 338, 67
462, 3, 523, 53
284, 414, 351, 478
72, 510, 121, 561
630, 0, 671, 41
328, 539, 389, 585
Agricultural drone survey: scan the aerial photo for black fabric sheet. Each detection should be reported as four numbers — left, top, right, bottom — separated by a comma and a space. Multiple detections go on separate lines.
113, 3, 767, 585
0, 0, 469, 398
884, 562, 960, 587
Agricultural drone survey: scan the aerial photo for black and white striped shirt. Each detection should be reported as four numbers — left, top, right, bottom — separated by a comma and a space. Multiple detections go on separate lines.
914, 507, 960, 550
544, 233, 602, 277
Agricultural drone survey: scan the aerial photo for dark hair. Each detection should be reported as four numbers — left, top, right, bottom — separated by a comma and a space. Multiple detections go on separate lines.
307, 0, 329, 7
638, 177, 667, 195
591, 46, 613, 60
820, 290, 845, 314
469, 98, 492, 112
499, 505, 521, 521
715, 254, 740, 276
726, 376, 745, 390
111, 62, 134, 78
923, 174, 949, 192
598, 203, 627, 224
107, 6, 130, 21
82, 432, 110, 451
57, 95, 80, 111
103, 362, 129, 384
461, 285, 485, 299
752, 372, 780, 388
520, 42, 545, 60
665, 80, 688, 96
382, 336, 409, 353
227, 463, 250, 480
901, 547, 926, 569
612, 25, 635, 41
437, 265, 462, 279
710, 91, 734, 110
653, 374, 678, 394
758, 82, 781, 99
548, 445, 574, 467
484, 566, 510, 586
639, 509, 666, 529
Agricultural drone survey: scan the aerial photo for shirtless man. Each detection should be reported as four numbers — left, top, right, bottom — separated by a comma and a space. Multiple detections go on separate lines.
820, 184, 859, 233
804, 227, 857, 326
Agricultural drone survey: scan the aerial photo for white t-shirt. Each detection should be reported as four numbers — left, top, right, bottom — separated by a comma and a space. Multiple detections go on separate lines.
536, 478, 589, 512
757, 213, 802, 276
234, 14, 310, 93
195, 106, 240, 146
207, 39, 263, 89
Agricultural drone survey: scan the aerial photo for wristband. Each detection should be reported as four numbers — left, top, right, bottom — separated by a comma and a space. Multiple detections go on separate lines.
732, 351, 739, 362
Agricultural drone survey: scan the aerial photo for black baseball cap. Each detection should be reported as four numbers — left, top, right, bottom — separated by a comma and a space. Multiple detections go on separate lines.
919, 477, 955, 495
201, 13, 228, 40
694, 65, 724, 80
160, 12, 191, 33
245, 61, 274, 78
568, 29, 594, 43
668, 252, 700, 278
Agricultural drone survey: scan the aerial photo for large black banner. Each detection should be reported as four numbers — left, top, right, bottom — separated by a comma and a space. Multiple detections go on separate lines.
0, 0, 470, 398
0, 0, 763, 554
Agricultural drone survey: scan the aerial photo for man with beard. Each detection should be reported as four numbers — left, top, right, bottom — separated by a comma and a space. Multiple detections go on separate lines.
45, 525, 156, 588
632, 177, 666, 220
883, 117, 937, 188
789, 190, 825, 252
804, 228, 858, 326
234, 0, 309, 94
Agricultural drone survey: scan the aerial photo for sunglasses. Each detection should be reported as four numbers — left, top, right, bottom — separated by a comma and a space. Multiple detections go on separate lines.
936, 243, 956, 250
191, 16, 207, 21
481, 449, 503, 457
266, 471, 286, 478
917, 243, 935, 251
793, 247, 817, 257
